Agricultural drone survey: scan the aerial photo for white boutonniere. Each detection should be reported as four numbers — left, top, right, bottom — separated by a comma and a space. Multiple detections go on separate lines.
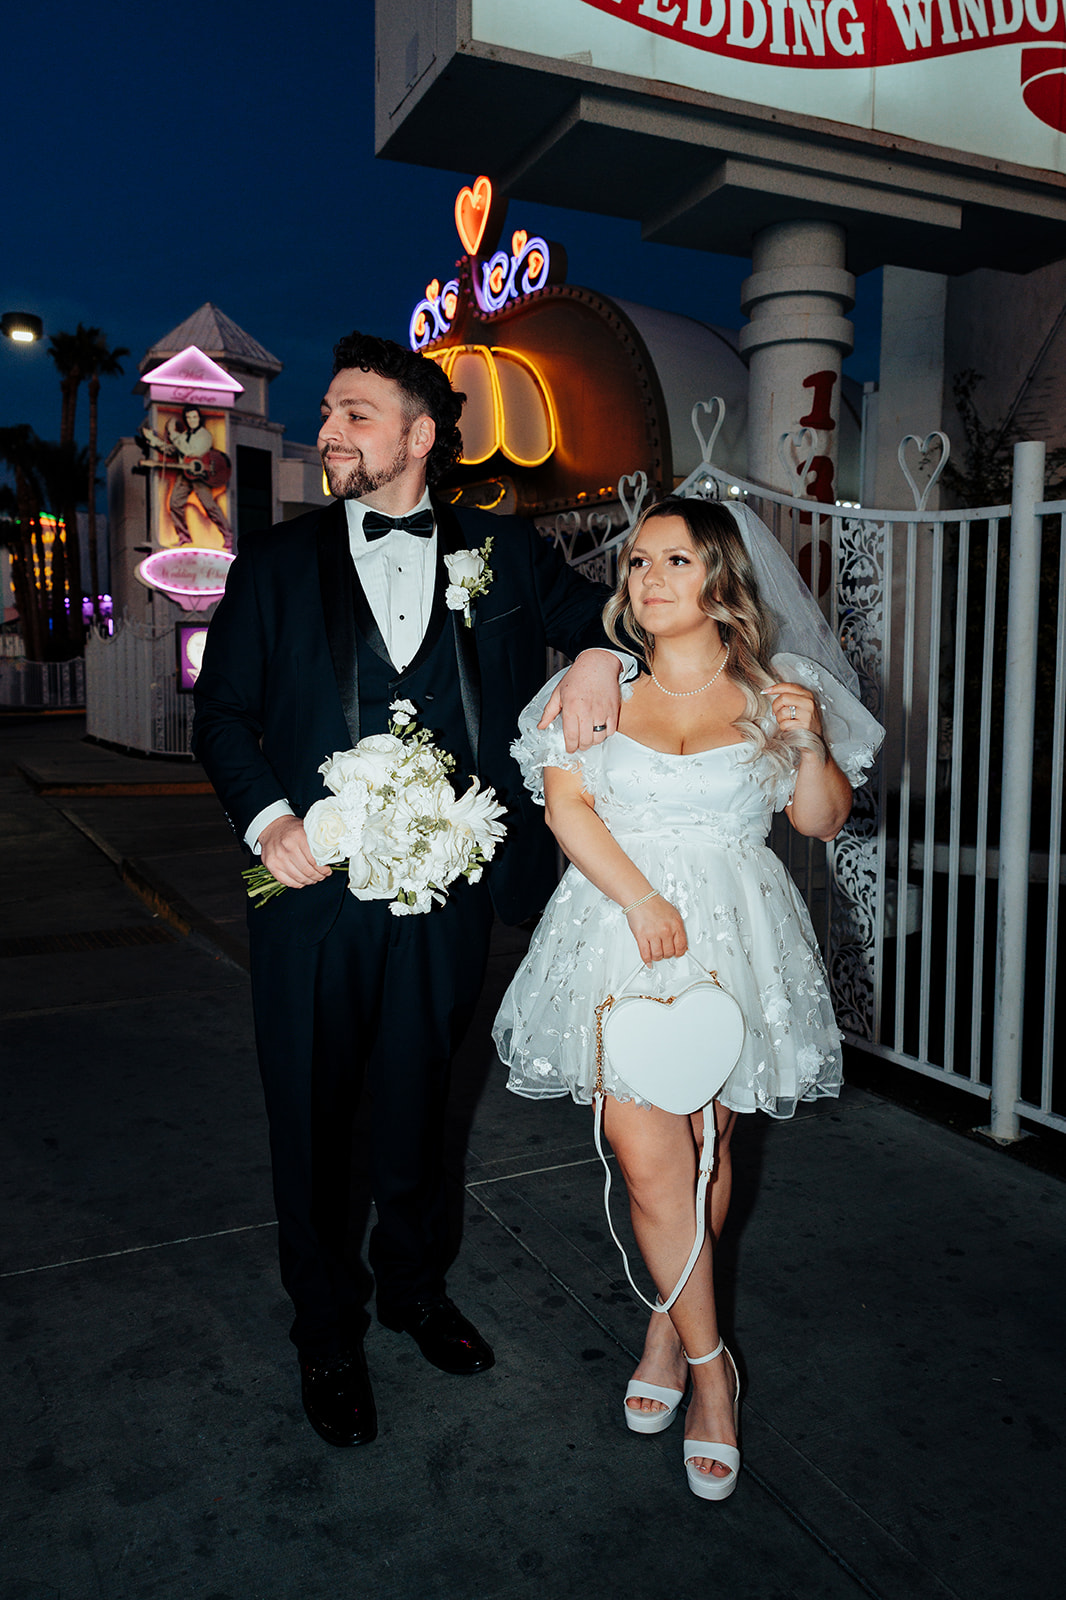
444, 536, 494, 628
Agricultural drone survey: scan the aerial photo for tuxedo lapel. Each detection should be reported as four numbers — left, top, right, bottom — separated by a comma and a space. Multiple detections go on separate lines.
315, 500, 362, 747
433, 499, 481, 768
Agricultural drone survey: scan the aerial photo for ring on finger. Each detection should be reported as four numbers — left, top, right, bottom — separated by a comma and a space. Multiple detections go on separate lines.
592, 723, 608, 733
788, 704, 797, 720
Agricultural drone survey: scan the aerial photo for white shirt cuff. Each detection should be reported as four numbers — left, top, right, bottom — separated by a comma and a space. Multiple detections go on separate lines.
245, 800, 295, 855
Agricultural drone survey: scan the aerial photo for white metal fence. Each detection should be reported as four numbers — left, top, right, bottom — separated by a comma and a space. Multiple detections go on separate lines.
85, 616, 193, 756
0, 655, 85, 708
557, 429, 1064, 1143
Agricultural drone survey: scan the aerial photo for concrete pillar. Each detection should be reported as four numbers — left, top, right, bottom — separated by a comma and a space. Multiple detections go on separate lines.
739, 220, 855, 498
872, 266, 948, 511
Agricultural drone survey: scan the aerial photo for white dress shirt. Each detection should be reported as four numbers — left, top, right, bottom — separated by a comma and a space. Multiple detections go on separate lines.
345, 491, 437, 674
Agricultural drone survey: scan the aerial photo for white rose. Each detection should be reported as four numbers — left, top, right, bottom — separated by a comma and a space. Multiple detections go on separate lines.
346, 849, 375, 894
348, 849, 398, 901
445, 549, 484, 585
389, 698, 418, 717
323, 732, 403, 790
318, 748, 361, 795
445, 583, 470, 613
302, 798, 349, 864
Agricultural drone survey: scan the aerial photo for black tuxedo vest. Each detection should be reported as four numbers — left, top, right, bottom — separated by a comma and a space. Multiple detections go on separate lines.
352, 582, 475, 783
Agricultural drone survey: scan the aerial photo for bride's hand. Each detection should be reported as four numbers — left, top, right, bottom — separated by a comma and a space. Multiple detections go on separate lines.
626, 895, 687, 964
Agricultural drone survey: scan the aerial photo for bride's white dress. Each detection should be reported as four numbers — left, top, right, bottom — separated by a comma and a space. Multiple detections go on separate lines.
493, 654, 881, 1119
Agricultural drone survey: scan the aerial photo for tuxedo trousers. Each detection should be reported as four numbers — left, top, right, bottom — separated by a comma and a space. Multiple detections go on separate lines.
249, 877, 495, 1358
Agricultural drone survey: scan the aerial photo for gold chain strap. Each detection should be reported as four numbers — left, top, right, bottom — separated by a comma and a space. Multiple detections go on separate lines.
594, 969, 723, 1097
594, 996, 614, 1097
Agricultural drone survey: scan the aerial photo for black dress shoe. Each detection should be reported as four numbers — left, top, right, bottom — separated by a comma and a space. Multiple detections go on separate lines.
379, 1296, 495, 1375
299, 1347, 377, 1446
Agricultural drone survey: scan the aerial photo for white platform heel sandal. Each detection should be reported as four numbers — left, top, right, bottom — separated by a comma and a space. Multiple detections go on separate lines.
682, 1338, 740, 1500
623, 1377, 685, 1433
623, 1297, 686, 1433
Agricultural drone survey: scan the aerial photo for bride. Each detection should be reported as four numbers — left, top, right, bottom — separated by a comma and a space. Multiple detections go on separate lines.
494, 494, 883, 1501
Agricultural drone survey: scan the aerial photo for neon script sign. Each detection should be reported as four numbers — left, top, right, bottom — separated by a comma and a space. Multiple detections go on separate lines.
581, 0, 1066, 129
409, 177, 554, 351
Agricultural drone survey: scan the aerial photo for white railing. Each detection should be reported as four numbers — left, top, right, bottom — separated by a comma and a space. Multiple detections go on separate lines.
557, 420, 1064, 1143
85, 616, 194, 756
0, 655, 85, 707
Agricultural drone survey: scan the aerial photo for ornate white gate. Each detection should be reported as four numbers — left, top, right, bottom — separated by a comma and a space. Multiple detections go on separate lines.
552, 410, 1064, 1143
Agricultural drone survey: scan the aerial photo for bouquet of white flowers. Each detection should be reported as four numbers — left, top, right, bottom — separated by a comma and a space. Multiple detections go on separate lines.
243, 701, 508, 916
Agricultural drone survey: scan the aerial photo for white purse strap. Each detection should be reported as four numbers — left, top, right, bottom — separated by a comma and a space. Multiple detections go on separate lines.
593, 1091, 715, 1315
592, 952, 723, 1315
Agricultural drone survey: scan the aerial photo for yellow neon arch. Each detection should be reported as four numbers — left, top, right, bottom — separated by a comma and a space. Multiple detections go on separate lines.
426, 345, 557, 469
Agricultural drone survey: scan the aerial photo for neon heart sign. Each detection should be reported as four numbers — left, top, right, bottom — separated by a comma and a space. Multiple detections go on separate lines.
408, 177, 557, 350
455, 176, 493, 256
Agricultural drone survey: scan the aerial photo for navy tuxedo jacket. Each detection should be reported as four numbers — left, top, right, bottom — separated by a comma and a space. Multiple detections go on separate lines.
192, 495, 614, 937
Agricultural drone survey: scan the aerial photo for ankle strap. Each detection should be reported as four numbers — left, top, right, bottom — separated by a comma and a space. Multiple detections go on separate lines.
685, 1337, 724, 1366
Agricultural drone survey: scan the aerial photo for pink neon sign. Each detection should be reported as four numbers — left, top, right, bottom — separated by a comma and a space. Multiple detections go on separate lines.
135, 547, 234, 611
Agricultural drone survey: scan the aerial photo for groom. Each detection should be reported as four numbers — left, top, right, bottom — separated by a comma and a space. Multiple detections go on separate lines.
192, 331, 625, 1447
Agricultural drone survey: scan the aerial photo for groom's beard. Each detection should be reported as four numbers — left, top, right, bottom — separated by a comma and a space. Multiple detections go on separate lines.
321, 435, 410, 500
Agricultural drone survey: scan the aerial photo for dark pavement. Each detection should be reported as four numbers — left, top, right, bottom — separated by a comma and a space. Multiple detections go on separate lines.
3, 714, 1063, 1600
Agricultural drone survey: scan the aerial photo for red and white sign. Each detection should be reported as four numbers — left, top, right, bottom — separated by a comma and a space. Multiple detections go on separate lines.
470, 0, 1066, 167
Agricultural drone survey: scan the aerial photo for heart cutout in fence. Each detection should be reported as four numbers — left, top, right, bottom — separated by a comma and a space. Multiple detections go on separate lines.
691, 397, 725, 465
777, 427, 818, 496
618, 470, 649, 529
897, 431, 950, 513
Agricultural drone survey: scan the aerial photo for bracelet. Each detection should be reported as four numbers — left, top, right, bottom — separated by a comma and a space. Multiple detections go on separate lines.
622, 889, 660, 915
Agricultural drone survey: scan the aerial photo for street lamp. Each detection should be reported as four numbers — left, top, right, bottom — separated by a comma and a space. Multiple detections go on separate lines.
1, 311, 44, 344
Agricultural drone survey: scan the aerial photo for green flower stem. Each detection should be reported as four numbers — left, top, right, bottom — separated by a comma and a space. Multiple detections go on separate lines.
242, 861, 347, 908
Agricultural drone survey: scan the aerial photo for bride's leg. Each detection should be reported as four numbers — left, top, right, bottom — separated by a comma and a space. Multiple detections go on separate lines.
706, 1102, 738, 1245
604, 1098, 737, 1475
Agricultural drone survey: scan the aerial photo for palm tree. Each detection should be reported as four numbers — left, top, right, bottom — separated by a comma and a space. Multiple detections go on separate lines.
47, 323, 103, 446
85, 332, 128, 613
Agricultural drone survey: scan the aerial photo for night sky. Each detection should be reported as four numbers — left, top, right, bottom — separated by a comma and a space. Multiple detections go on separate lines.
1, 0, 881, 489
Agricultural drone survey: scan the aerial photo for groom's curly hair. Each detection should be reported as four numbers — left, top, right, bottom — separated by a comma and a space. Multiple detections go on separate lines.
331, 331, 465, 486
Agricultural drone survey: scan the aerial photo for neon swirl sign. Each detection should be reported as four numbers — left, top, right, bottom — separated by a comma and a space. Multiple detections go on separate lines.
410, 278, 461, 351
475, 231, 551, 316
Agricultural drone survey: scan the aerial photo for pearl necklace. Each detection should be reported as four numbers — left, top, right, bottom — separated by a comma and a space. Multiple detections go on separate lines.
649, 648, 728, 699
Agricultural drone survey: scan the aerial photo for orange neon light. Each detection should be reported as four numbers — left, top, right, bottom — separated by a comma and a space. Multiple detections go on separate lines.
427, 345, 557, 469
454, 176, 493, 256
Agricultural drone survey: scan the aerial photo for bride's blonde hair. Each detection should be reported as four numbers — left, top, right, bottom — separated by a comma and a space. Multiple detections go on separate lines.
604, 496, 823, 771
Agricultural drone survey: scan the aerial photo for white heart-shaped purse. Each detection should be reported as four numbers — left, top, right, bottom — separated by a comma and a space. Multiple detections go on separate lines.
596, 959, 745, 1114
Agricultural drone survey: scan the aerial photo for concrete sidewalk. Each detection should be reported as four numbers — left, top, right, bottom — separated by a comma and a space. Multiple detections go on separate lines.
3, 716, 1063, 1600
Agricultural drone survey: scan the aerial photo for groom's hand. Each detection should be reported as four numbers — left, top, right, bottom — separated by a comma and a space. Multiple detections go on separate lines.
259, 815, 332, 889
539, 649, 623, 752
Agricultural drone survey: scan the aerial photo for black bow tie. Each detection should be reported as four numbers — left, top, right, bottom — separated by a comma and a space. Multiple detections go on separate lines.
362, 507, 434, 541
